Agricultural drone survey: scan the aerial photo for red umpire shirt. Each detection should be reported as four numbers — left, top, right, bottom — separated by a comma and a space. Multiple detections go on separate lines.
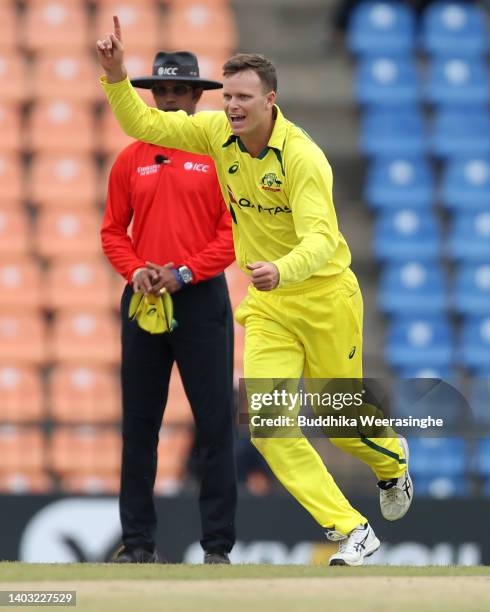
101, 142, 235, 282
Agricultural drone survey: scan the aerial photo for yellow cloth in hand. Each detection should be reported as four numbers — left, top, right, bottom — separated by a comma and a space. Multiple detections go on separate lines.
128, 292, 176, 334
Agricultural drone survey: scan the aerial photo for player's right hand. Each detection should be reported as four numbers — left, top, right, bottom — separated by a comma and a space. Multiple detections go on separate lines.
96, 15, 127, 83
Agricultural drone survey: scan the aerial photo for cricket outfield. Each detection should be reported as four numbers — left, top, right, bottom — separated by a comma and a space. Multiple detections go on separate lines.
1, 563, 489, 611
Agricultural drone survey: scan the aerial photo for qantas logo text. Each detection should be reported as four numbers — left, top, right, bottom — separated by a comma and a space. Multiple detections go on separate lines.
227, 185, 291, 216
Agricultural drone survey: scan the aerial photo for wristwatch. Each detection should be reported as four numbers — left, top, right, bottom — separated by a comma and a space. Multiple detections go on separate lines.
177, 265, 193, 285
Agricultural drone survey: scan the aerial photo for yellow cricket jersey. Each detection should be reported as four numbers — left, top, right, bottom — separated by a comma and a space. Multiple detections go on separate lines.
101, 77, 352, 289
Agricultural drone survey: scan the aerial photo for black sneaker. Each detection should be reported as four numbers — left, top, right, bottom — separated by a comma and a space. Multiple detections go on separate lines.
111, 545, 161, 564
203, 551, 231, 564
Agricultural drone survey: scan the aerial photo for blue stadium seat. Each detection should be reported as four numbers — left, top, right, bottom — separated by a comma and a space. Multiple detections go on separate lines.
373, 209, 440, 261
365, 156, 433, 210
355, 56, 419, 106
392, 377, 465, 429
410, 437, 466, 477
359, 107, 426, 157
379, 261, 446, 314
430, 108, 490, 157
348, 1, 415, 55
458, 316, 490, 370
468, 378, 490, 429
415, 475, 469, 498
441, 157, 490, 211
425, 56, 489, 106
453, 264, 490, 316
474, 438, 490, 477
420, 1, 488, 56
446, 212, 490, 261
398, 366, 452, 379
385, 316, 453, 370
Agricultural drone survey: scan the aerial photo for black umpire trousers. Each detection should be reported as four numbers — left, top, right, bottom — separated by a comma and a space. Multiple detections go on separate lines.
119, 273, 237, 554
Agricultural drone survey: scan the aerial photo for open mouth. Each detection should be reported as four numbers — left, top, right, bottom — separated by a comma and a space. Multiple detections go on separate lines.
229, 114, 246, 127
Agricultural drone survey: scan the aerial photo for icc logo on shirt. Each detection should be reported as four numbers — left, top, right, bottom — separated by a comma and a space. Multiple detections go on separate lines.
184, 162, 209, 173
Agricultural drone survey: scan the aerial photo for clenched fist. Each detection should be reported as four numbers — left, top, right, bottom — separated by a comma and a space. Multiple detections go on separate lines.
246, 261, 280, 291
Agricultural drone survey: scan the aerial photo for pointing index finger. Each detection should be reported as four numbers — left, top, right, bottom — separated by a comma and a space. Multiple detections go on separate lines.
113, 15, 122, 40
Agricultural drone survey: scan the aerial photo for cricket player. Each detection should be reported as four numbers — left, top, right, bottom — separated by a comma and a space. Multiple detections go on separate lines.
96, 17, 413, 566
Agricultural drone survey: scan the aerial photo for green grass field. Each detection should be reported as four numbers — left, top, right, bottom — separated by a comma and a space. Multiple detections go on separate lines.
1, 563, 490, 612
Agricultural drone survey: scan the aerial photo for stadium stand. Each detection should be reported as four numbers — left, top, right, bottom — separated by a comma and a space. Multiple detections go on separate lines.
441, 156, 490, 211
420, 1, 489, 56
0, 208, 31, 257
359, 107, 427, 157
378, 261, 446, 315
48, 365, 120, 424
349, 0, 490, 497
23, 1, 91, 53
373, 209, 441, 261
44, 258, 116, 312
29, 153, 99, 209
26, 100, 96, 154
0, 426, 50, 494
347, 0, 415, 55
0, 313, 47, 366
0, 154, 25, 207
364, 156, 434, 210
31, 53, 102, 103
0, 51, 27, 105
453, 263, 490, 316
429, 107, 490, 157
0, 258, 43, 311
0, 367, 45, 424
0, 0, 242, 495
0, 104, 23, 153
355, 56, 420, 105
385, 315, 454, 370
35, 209, 102, 259
48, 310, 120, 365
425, 55, 489, 106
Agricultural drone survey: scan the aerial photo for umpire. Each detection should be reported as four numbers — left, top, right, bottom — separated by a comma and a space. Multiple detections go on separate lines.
101, 51, 237, 564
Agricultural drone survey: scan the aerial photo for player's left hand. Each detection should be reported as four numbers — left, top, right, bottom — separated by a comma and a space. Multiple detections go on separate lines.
247, 261, 280, 291
146, 261, 182, 295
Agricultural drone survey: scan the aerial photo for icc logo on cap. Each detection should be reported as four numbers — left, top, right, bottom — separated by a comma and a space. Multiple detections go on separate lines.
158, 66, 178, 76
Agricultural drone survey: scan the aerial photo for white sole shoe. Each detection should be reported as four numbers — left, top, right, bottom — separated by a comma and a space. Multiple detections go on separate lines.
378, 436, 413, 521
328, 523, 381, 566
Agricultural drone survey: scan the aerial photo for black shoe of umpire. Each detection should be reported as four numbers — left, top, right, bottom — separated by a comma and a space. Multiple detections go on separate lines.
203, 551, 231, 564
111, 545, 161, 564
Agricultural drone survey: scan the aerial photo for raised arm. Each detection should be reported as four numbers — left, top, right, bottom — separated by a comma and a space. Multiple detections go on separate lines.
96, 17, 217, 156
96, 16, 127, 84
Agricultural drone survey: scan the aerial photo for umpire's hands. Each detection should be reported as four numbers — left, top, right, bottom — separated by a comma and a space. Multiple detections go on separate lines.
132, 263, 181, 295
247, 262, 280, 291
146, 261, 182, 295
132, 267, 158, 295
96, 15, 127, 83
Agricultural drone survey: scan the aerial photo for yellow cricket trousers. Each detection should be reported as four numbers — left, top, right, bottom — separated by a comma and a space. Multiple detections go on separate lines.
235, 267, 407, 535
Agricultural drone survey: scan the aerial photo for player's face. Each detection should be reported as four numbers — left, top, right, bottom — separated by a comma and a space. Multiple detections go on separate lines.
151, 80, 203, 114
223, 70, 276, 137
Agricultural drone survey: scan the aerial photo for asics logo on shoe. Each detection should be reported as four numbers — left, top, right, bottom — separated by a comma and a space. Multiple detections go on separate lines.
403, 478, 412, 498
352, 528, 369, 552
